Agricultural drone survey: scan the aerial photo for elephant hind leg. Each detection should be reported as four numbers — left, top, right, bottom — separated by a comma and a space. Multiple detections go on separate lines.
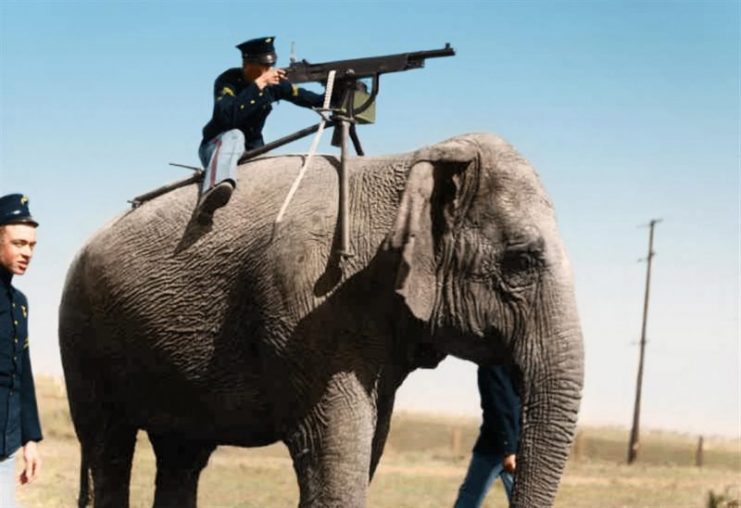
148, 432, 216, 508
80, 419, 137, 508
66, 373, 137, 507
69, 395, 136, 508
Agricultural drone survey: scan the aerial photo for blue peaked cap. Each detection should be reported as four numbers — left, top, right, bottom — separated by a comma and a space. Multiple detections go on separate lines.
0, 194, 38, 227
236, 36, 277, 65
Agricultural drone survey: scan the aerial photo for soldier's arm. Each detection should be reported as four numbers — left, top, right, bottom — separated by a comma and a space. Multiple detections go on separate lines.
19, 301, 42, 446
271, 80, 325, 109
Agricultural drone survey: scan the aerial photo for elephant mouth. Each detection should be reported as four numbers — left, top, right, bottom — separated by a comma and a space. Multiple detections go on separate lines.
410, 341, 446, 369
431, 323, 511, 366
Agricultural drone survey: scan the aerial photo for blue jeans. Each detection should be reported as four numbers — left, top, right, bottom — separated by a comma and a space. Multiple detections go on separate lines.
198, 129, 245, 195
0, 452, 17, 508
454, 451, 514, 507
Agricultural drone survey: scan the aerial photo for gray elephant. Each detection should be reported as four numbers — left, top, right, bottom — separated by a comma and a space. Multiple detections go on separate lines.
59, 132, 583, 508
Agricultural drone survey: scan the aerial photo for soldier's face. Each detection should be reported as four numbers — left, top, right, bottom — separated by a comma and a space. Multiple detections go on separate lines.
243, 61, 271, 81
0, 224, 37, 276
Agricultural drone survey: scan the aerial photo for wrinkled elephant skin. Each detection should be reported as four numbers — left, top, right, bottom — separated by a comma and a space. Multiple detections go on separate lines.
59, 133, 583, 508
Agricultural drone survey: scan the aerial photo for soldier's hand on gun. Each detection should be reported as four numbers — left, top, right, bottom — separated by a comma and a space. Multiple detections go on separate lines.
255, 68, 287, 90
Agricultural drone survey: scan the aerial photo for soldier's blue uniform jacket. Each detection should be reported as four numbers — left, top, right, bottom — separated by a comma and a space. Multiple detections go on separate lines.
472, 364, 521, 457
0, 267, 42, 458
200, 68, 324, 152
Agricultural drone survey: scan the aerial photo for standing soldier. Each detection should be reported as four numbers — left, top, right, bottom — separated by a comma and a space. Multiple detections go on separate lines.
454, 364, 521, 507
197, 36, 325, 220
0, 194, 42, 507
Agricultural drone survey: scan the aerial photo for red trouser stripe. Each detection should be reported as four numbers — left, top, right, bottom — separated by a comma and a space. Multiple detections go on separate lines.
209, 138, 223, 187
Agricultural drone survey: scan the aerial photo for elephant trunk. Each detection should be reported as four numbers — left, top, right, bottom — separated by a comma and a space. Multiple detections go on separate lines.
510, 290, 584, 507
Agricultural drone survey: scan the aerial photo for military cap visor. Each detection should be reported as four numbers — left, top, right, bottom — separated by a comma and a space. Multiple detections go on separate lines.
237, 36, 277, 65
0, 194, 38, 227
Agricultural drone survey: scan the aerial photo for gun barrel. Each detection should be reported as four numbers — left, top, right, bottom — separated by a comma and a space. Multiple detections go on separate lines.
285, 44, 455, 84
407, 44, 456, 61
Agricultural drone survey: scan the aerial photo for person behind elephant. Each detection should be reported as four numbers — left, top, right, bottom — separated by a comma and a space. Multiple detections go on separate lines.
197, 35, 325, 220
454, 364, 521, 507
0, 194, 43, 508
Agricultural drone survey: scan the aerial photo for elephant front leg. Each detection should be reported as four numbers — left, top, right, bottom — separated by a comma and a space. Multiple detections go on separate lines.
285, 374, 377, 508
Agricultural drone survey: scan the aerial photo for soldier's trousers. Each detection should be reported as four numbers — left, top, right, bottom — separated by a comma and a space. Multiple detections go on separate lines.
0, 452, 17, 508
454, 451, 514, 507
198, 129, 245, 195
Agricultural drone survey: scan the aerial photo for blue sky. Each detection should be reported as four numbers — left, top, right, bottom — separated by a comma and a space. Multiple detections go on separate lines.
1, 0, 738, 437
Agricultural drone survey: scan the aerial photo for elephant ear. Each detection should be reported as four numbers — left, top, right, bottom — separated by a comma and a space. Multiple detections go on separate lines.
386, 137, 481, 321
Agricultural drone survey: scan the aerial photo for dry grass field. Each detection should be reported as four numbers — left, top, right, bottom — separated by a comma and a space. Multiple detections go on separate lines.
16, 376, 740, 508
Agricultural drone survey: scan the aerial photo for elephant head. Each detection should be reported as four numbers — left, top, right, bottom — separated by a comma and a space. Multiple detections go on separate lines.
388, 133, 583, 506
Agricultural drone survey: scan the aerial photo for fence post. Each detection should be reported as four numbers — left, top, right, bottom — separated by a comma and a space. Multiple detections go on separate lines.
451, 427, 462, 457
695, 435, 704, 468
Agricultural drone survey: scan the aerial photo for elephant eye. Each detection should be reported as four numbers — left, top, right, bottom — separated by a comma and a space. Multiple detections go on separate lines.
500, 248, 543, 288
503, 252, 532, 272
502, 250, 536, 272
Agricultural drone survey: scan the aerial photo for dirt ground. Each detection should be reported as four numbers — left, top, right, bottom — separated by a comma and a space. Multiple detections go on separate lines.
15, 377, 740, 507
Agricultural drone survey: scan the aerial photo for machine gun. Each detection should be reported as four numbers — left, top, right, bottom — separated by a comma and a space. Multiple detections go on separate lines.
285, 44, 455, 84
284, 44, 455, 131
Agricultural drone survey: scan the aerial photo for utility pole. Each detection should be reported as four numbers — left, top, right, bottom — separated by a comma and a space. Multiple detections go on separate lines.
627, 218, 662, 465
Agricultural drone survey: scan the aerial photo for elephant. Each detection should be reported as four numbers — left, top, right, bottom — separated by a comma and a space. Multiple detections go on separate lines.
58, 132, 583, 507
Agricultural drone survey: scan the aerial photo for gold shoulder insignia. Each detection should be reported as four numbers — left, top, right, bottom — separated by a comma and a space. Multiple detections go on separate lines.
217, 87, 235, 101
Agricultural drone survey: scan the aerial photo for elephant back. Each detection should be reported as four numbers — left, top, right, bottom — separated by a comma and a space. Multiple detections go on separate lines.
63, 152, 413, 343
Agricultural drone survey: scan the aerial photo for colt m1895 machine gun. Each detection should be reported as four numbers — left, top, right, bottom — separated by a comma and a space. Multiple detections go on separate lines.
282, 43, 455, 153
286, 44, 455, 82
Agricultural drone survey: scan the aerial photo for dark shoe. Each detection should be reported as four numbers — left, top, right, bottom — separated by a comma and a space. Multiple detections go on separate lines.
198, 181, 234, 220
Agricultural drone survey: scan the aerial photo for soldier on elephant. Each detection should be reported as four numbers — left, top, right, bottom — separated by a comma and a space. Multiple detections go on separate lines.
197, 36, 325, 221
0, 194, 43, 508
454, 364, 521, 507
